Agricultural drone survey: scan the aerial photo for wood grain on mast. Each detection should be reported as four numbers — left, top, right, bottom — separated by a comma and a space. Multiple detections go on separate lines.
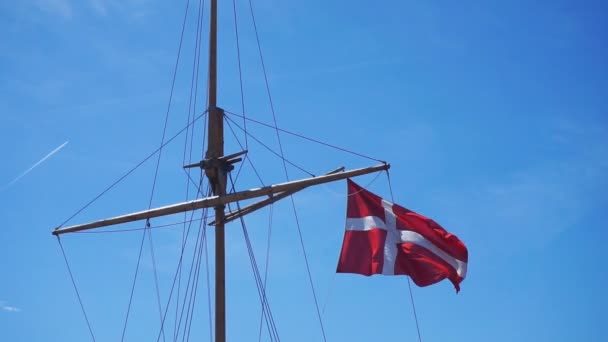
206, 0, 227, 341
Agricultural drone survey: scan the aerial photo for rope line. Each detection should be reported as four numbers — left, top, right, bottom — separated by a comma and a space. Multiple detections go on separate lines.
322, 169, 384, 198
203, 219, 213, 342
171, 186, 211, 342
120, 222, 149, 342
258, 203, 274, 342
223, 115, 265, 186
241, 222, 280, 342
147, 220, 167, 342
174, 208, 208, 341
72, 217, 211, 234
122, 0, 199, 331
228, 174, 281, 342
225, 110, 386, 163
320, 273, 337, 316
287, 195, 328, 342
56, 110, 207, 230
179, 0, 207, 336
386, 171, 423, 342
183, 221, 208, 341
178, 187, 208, 342
176, 206, 207, 341
406, 278, 423, 342
247, 0, 327, 339
153, 184, 210, 342
224, 115, 314, 177
57, 237, 97, 342
232, 0, 248, 149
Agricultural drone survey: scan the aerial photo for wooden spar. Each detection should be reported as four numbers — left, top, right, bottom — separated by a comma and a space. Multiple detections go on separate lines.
209, 167, 345, 226
52, 163, 389, 236
207, 0, 225, 339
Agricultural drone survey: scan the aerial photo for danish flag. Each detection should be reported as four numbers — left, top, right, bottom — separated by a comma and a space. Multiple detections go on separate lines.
337, 179, 468, 292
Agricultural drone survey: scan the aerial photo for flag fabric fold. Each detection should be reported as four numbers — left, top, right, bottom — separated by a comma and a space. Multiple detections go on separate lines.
337, 179, 468, 292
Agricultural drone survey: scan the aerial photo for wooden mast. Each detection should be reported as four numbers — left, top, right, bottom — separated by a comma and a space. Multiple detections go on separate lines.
51, 1, 392, 340
206, 0, 227, 341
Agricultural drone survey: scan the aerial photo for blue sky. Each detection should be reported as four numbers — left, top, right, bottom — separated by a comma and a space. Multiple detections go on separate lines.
1, 0, 607, 341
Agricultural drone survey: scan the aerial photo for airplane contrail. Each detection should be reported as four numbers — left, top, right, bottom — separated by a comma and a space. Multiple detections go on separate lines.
6, 141, 69, 187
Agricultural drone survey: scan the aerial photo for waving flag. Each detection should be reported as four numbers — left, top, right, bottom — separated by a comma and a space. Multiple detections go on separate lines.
337, 179, 468, 292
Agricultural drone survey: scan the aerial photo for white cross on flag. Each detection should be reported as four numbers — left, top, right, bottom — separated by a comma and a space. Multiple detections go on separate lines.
337, 179, 468, 292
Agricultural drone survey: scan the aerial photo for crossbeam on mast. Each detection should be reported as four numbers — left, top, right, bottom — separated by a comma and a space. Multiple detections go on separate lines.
52, 163, 389, 236
209, 167, 345, 226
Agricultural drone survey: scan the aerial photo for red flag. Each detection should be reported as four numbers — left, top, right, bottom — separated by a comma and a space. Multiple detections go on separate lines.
337, 179, 468, 292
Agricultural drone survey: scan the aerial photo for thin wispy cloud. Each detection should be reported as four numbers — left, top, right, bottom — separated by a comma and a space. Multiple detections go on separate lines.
0, 301, 21, 313
6, 141, 69, 188
33, 0, 138, 18
89, 0, 108, 15
430, 117, 608, 256
35, 0, 73, 18
272, 58, 402, 81
2, 306, 21, 313
87, 0, 150, 18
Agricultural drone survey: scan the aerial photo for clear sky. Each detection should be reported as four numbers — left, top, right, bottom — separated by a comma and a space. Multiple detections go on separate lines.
1, 1, 607, 341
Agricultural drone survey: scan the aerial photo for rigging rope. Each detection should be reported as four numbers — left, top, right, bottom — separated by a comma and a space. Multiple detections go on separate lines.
224, 116, 266, 185
56, 110, 207, 230
148, 220, 167, 342
122, 0, 199, 337
174, 189, 212, 342
179, 0, 207, 337
257, 203, 274, 342
224, 166, 273, 342
56, 111, 209, 342
174, 208, 208, 342
153, 184, 211, 342
172, 189, 209, 342
120, 220, 148, 341
57, 237, 97, 342
225, 110, 386, 164
285, 196, 328, 342
232, 0, 248, 149
228, 174, 281, 342
320, 273, 337, 316
247, 0, 327, 339
73, 218, 210, 234
120, 222, 150, 342
183, 221, 208, 341
385, 171, 423, 342
203, 217, 213, 342
224, 115, 314, 177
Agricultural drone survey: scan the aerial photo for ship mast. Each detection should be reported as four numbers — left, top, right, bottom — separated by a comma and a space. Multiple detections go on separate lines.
51, 1, 390, 340
205, 0, 227, 341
